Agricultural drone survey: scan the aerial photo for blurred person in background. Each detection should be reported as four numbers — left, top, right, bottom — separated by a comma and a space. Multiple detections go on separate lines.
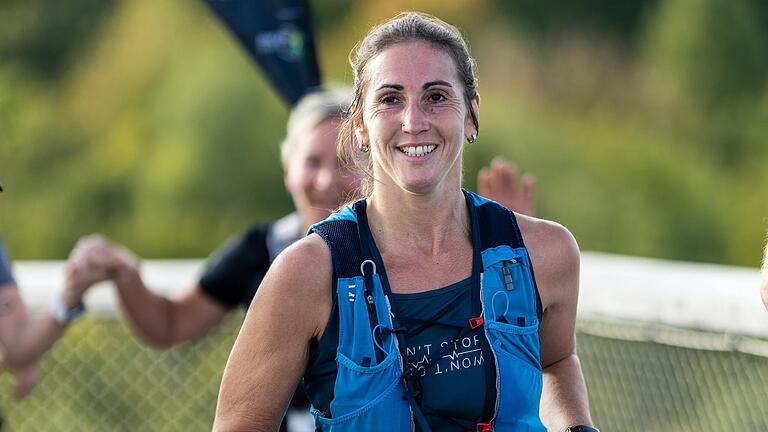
64, 88, 536, 432
215, 12, 593, 432
0, 219, 87, 400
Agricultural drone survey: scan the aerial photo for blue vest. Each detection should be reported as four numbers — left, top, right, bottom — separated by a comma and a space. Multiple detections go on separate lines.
308, 190, 546, 432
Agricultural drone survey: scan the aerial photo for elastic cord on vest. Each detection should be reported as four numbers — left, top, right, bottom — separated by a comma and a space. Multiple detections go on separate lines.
490, 290, 510, 321
354, 204, 385, 364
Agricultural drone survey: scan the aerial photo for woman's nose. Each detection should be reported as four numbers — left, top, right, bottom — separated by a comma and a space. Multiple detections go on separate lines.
401, 100, 429, 135
315, 167, 333, 191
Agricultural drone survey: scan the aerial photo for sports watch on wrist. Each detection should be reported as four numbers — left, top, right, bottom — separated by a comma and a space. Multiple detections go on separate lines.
50, 293, 86, 325
565, 426, 600, 432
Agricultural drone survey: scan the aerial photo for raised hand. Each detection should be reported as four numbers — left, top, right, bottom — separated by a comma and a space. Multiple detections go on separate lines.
477, 157, 536, 216
64, 234, 139, 306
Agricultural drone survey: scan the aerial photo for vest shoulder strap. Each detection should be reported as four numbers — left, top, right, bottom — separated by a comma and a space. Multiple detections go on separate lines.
309, 206, 363, 279
466, 191, 526, 250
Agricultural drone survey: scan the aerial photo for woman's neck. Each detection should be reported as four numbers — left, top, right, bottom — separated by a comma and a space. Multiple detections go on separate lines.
367, 182, 469, 258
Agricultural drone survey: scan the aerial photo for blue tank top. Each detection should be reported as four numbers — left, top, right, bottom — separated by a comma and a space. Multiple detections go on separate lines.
390, 277, 486, 431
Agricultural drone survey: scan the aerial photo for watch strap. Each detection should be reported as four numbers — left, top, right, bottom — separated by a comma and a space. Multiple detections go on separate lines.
50, 293, 86, 325
566, 426, 600, 432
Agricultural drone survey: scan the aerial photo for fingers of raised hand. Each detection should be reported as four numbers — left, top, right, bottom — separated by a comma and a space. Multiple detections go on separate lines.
477, 167, 491, 196
477, 157, 536, 216
490, 157, 519, 196
66, 235, 123, 290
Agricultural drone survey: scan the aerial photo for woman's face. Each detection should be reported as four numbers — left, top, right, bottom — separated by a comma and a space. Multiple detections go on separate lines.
284, 118, 360, 225
356, 40, 478, 196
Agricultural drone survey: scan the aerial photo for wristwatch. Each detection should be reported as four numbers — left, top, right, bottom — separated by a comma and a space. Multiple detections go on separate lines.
50, 293, 86, 325
565, 426, 600, 432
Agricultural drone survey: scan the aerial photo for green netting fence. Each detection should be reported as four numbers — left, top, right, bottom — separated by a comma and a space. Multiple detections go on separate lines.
2, 316, 767, 431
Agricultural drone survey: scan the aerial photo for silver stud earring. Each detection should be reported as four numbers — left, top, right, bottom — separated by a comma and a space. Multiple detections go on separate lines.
467, 132, 477, 144
359, 143, 370, 152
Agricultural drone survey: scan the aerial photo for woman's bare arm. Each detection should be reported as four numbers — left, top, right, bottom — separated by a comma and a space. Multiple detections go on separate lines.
518, 215, 593, 430
214, 234, 332, 431
66, 234, 230, 348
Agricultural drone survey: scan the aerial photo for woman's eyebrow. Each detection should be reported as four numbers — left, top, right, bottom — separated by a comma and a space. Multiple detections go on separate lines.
423, 80, 452, 89
375, 83, 404, 91
374, 81, 453, 92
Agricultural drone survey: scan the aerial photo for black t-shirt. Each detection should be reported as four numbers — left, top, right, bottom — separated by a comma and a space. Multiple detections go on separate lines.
198, 212, 302, 309
198, 213, 309, 415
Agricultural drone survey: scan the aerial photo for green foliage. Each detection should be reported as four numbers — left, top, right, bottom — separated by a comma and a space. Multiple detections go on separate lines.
0, 0, 765, 267
0, 0, 117, 80
643, 0, 768, 165
490, 0, 659, 43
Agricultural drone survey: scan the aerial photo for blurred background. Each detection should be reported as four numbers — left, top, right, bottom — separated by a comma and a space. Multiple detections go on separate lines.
1, 0, 766, 266
1, 0, 768, 430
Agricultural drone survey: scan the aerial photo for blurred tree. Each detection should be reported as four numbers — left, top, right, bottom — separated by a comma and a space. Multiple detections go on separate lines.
644, 0, 768, 166
0, 0, 117, 80
1, 0, 766, 267
490, 0, 659, 44
310, 0, 357, 34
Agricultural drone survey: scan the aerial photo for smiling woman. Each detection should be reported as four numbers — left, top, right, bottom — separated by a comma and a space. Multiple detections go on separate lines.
214, 12, 595, 432
353, 40, 475, 197
338, 14, 479, 200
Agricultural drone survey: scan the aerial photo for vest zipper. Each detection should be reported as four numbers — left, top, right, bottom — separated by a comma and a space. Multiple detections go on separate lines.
502, 259, 517, 291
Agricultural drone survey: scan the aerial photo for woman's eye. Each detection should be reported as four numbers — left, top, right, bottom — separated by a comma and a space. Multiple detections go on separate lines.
306, 156, 322, 168
381, 95, 398, 104
428, 93, 447, 102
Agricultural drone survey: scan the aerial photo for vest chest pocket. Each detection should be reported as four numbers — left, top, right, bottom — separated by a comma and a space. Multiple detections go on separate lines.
315, 277, 412, 431
481, 249, 542, 371
481, 250, 546, 430
312, 350, 411, 431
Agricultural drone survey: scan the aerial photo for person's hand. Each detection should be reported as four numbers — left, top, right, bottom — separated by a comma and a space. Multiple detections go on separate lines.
9, 364, 38, 400
65, 234, 139, 307
477, 157, 536, 216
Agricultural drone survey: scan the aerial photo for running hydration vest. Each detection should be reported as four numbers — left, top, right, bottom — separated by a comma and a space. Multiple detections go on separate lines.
308, 190, 546, 432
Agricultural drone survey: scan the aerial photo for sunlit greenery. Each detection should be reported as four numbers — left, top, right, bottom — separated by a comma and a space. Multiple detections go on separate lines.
1, 0, 766, 266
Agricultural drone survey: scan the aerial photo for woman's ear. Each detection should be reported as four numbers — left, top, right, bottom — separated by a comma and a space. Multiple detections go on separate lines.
354, 119, 369, 151
465, 92, 480, 137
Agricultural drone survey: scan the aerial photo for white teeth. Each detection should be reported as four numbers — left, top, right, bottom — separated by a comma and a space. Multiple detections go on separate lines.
400, 145, 436, 157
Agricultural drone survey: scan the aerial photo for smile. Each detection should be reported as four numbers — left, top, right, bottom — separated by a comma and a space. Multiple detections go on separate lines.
398, 145, 437, 157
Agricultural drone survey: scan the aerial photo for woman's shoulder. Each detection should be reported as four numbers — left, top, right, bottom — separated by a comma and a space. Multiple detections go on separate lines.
273, 233, 331, 274
514, 213, 580, 302
265, 234, 332, 297
260, 234, 333, 339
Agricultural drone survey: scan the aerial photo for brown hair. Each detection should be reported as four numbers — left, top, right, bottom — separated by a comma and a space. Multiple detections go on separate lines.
338, 12, 479, 198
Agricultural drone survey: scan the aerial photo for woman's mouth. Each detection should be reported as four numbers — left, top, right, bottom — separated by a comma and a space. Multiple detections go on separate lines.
398, 145, 437, 157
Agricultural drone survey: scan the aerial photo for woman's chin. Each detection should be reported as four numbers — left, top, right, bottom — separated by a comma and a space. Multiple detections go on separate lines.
393, 176, 443, 196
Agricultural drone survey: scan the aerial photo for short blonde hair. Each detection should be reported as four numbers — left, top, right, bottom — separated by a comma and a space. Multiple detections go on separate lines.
280, 87, 352, 168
